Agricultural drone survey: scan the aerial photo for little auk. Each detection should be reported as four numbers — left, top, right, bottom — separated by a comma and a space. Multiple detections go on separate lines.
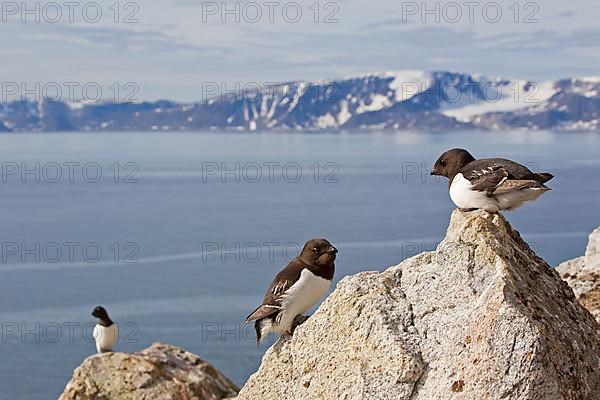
246, 238, 337, 345
431, 148, 553, 212
91, 306, 118, 353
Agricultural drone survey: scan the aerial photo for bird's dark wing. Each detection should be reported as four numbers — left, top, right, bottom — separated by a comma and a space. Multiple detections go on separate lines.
468, 158, 545, 180
489, 159, 553, 183
483, 158, 536, 179
245, 259, 304, 323
464, 158, 553, 192
493, 179, 549, 195
464, 164, 509, 194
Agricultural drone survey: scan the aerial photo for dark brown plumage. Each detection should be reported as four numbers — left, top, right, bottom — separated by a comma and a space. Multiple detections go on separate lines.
245, 238, 337, 345
91, 306, 114, 327
431, 148, 553, 212
431, 148, 553, 193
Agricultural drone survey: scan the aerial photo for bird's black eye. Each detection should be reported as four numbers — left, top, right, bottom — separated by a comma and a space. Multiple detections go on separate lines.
440, 159, 446, 167
312, 247, 318, 253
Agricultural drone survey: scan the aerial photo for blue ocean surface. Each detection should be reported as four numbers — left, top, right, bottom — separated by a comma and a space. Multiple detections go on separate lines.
0, 131, 598, 399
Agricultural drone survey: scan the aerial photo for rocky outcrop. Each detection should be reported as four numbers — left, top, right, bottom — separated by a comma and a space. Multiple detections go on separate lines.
239, 210, 600, 400
558, 227, 600, 323
59, 343, 239, 400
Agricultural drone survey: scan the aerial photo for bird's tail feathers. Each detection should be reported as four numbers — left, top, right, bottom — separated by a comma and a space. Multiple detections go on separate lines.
246, 304, 279, 323
534, 172, 554, 183
254, 319, 272, 346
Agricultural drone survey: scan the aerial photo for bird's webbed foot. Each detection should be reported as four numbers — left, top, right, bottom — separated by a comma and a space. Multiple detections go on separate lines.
283, 315, 310, 338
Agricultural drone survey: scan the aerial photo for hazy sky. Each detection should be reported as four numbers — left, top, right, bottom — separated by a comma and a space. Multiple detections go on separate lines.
2, 0, 600, 101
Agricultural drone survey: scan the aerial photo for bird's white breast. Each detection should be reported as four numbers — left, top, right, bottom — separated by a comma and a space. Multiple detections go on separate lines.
275, 269, 331, 333
93, 324, 118, 353
449, 173, 500, 212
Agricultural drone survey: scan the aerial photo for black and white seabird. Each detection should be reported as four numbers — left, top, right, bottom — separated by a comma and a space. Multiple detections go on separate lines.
245, 238, 337, 345
431, 148, 554, 213
91, 306, 118, 353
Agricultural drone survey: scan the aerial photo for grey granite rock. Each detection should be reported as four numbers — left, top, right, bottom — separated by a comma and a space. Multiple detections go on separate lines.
239, 210, 600, 400
558, 227, 600, 322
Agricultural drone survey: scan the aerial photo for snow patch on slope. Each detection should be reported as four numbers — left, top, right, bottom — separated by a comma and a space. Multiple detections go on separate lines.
338, 101, 352, 125
578, 76, 600, 84
388, 70, 433, 101
315, 114, 338, 128
568, 78, 600, 98
442, 80, 556, 122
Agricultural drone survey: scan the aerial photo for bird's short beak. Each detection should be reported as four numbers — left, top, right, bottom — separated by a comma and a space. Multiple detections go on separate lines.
327, 246, 338, 254
430, 169, 439, 176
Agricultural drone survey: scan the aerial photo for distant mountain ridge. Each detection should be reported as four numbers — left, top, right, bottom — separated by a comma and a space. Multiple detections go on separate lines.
1, 71, 599, 132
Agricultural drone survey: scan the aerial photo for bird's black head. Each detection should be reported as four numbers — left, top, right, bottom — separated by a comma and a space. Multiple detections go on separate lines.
431, 148, 476, 181
299, 238, 337, 267
91, 306, 111, 324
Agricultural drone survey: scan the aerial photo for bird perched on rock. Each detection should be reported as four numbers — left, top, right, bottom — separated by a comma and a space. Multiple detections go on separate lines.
431, 148, 553, 213
246, 238, 337, 345
91, 306, 118, 353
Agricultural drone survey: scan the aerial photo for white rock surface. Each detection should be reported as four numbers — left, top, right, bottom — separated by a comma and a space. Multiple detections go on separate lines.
239, 210, 600, 400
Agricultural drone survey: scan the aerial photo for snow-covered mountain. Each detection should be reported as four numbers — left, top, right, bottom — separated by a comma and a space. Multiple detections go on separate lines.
1, 71, 599, 132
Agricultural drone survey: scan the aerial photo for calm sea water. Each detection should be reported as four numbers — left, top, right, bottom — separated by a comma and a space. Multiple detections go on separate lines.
0, 131, 598, 399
